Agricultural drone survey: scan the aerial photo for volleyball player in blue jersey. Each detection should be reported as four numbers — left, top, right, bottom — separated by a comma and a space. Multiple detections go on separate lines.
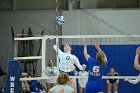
83, 39, 108, 93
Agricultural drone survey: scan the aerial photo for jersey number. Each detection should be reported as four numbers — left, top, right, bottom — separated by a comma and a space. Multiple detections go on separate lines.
92, 66, 100, 73
59, 88, 64, 93
66, 56, 70, 60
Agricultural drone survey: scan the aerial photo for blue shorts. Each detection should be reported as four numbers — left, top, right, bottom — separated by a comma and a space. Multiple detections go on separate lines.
85, 81, 103, 93
59, 70, 75, 76
68, 71, 75, 76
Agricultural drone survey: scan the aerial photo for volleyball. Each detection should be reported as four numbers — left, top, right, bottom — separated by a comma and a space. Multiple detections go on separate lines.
56, 16, 65, 25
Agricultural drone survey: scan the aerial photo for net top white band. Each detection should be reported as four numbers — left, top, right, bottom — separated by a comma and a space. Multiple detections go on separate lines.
14, 35, 140, 40
20, 76, 140, 81
14, 56, 42, 60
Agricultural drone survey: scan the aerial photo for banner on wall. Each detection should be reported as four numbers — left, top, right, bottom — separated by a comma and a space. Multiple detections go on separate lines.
5, 60, 21, 93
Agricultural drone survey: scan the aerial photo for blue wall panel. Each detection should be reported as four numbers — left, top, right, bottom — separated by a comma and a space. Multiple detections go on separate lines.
71, 45, 140, 93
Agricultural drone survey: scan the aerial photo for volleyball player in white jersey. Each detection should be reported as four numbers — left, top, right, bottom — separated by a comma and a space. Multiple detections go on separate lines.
78, 66, 88, 93
45, 60, 57, 92
53, 44, 86, 93
125, 47, 140, 84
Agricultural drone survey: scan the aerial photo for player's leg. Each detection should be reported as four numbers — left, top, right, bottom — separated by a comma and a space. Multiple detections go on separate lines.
46, 83, 52, 92
107, 83, 112, 93
85, 82, 93, 93
113, 82, 118, 93
69, 78, 77, 93
94, 82, 104, 93
79, 85, 83, 93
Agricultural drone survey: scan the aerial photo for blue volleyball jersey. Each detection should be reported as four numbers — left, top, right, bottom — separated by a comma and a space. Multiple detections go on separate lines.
31, 80, 40, 92
87, 56, 107, 82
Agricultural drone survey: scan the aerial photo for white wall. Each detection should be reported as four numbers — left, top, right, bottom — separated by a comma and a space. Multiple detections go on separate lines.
80, 0, 97, 9
62, 9, 140, 35
0, 11, 61, 73
0, 10, 61, 52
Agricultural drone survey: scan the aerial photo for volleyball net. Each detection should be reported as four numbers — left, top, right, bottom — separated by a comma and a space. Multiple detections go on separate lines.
14, 35, 140, 81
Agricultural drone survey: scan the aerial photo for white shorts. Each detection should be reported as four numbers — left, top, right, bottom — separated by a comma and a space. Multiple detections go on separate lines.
79, 81, 87, 88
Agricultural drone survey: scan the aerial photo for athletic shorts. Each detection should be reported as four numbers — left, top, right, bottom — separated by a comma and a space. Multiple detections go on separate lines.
85, 81, 103, 93
108, 80, 117, 84
60, 70, 75, 76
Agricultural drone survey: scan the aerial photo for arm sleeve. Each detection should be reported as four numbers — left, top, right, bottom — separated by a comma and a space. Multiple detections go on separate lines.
74, 56, 83, 70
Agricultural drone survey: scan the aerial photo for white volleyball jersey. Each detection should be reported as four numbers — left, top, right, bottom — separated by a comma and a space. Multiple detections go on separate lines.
78, 71, 88, 88
45, 66, 57, 83
53, 45, 83, 72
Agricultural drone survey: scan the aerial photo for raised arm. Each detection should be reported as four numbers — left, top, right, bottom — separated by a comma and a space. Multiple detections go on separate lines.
95, 41, 107, 61
134, 47, 140, 71
53, 45, 64, 55
74, 56, 86, 70
94, 41, 101, 51
83, 39, 90, 61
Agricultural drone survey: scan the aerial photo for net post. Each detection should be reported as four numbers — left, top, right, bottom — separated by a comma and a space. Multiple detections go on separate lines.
41, 37, 46, 77
56, 36, 60, 76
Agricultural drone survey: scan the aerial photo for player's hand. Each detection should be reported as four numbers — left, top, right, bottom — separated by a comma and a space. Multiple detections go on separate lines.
95, 41, 101, 51
136, 47, 140, 55
82, 64, 86, 70
53, 45, 58, 50
82, 39, 87, 45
